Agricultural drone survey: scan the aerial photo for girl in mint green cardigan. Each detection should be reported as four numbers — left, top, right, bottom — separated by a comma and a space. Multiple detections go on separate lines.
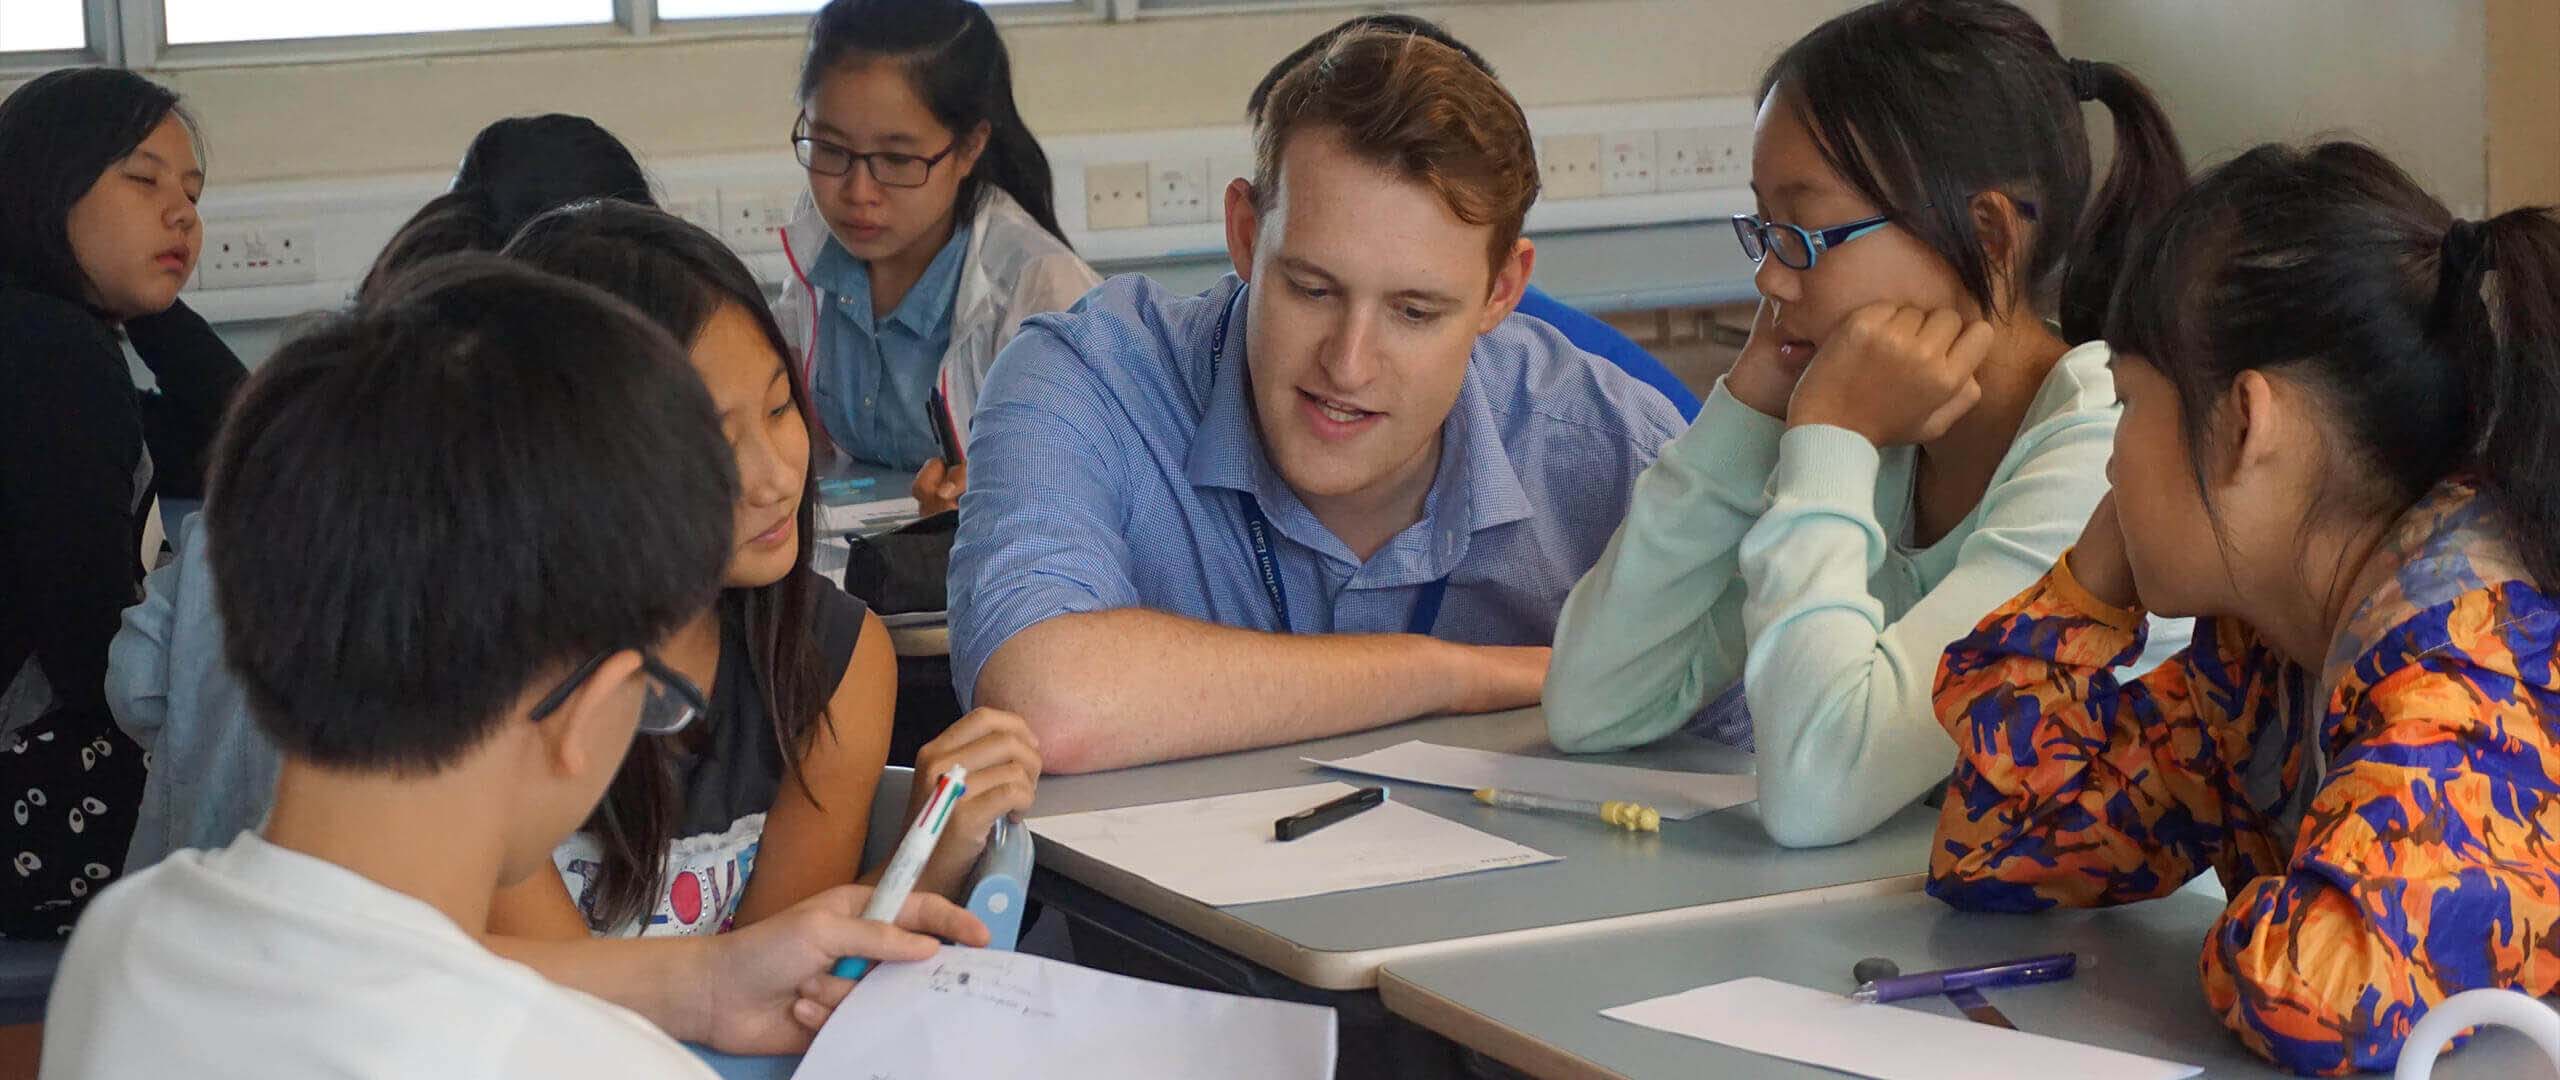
1546, 0, 2191, 847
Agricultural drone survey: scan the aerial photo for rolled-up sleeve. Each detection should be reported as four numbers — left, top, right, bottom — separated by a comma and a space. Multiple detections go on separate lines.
948, 318, 1144, 706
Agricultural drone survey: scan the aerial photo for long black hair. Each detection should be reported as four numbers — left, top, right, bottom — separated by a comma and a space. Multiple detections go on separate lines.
502, 201, 830, 934
2108, 141, 2560, 593
453, 114, 657, 241
357, 192, 505, 302
363, 115, 655, 304
1760, 0, 2186, 342
798, 0, 1068, 246
0, 68, 197, 305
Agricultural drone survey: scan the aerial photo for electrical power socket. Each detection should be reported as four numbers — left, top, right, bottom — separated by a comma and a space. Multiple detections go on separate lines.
664, 190, 721, 234
1539, 135, 1605, 201
1085, 163, 1151, 231
719, 190, 797, 254
197, 223, 317, 289
1147, 158, 1213, 227
1660, 126, 1752, 192
1601, 130, 1659, 196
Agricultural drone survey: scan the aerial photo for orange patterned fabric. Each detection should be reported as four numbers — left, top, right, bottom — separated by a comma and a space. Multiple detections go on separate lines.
1927, 483, 2560, 1075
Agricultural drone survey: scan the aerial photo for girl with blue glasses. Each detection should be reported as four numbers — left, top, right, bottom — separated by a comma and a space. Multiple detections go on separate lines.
1548, 0, 2194, 849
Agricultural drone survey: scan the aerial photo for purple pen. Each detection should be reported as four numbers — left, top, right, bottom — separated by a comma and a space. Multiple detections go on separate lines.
1850, 952, 2079, 1004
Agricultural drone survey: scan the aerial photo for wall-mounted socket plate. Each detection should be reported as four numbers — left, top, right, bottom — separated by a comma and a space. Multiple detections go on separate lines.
720, 190, 797, 253
1602, 130, 1659, 196
197, 223, 318, 289
1086, 163, 1151, 230
1148, 158, 1214, 227
1540, 135, 1605, 201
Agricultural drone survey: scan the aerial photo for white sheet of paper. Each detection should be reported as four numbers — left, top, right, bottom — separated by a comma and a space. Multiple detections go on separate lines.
819, 496, 921, 535
1026, 782, 1558, 907
791, 947, 1335, 1080
1601, 977, 2201, 1080
1306, 740, 1756, 820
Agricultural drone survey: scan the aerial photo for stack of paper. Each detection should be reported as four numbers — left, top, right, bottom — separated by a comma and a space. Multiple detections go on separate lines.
793, 947, 1335, 1079
1308, 740, 1757, 820
818, 495, 923, 536
1602, 977, 2200, 1080
1026, 782, 1558, 906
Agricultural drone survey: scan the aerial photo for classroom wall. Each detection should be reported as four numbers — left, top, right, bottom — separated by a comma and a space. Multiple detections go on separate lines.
3, 0, 2059, 187
2486, 0, 2560, 210
2060, 0, 2491, 215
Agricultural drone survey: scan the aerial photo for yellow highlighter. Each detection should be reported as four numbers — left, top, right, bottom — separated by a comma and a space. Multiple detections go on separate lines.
1473, 788, 1661, 832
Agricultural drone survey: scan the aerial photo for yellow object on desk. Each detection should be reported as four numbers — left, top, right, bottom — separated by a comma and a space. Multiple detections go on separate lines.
1473, 788, 1662, 832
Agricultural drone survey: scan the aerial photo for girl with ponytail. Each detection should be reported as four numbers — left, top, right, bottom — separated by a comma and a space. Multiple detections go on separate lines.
776, 0, 1098, 517
1930, 141, 2560, 1074
1548, 0, 2191, 848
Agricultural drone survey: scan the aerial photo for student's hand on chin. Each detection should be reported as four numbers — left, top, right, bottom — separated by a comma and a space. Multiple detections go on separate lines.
701, 884, 988, 1055
2065, 493, 2143, 611
912, 459, 967, 517
1784, 301, 1993, 447
1723, 298, 1813, 420
909, 707, 1042, 898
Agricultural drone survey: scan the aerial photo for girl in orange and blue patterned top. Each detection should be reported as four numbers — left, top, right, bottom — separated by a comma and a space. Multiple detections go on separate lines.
1928, 141, 2560, 1075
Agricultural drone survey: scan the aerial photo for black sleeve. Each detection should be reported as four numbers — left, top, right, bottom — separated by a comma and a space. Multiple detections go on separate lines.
0, 295, 147, 717
123, 298, 247, 500
808, 571, 871, 689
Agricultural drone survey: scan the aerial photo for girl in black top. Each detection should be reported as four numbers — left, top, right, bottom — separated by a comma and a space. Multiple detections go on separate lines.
0, 69, 244, 937
490, 202, 1044, 940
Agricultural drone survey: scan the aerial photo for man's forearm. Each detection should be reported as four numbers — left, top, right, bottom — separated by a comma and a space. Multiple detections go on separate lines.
975, 609, 1481, 772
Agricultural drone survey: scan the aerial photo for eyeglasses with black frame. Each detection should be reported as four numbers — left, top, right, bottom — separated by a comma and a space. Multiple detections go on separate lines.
527, 650, 706, 737
792, 117, 959, 189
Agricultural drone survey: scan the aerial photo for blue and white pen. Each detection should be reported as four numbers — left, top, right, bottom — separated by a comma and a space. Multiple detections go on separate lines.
1850, 952, 2079, 1004
830, 765, 967, 980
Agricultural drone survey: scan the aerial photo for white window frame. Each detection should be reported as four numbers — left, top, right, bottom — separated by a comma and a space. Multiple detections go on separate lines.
3, 0, 1487, 76
0, 0, 122, 74
1113, 0, 1492, 18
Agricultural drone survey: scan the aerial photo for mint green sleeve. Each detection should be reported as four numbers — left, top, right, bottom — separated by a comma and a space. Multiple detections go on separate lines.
1737, 409, 2119, 848
1544, 378, 1786, 751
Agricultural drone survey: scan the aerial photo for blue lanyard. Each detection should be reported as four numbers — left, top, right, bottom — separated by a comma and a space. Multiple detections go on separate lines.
1210, 287, 1448, 637
1238, 491, 1448, 636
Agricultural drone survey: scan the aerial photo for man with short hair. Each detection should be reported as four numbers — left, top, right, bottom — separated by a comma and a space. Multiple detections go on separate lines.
952, 28, 1685, 773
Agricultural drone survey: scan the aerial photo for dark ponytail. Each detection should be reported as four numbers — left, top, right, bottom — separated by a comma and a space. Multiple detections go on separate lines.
1760, 0, 2185, 342
798, 0, 1069, 247
358, 192, 504, 302
451, 114, 657, 241
2445, 208, 2560, 590
2057, 59, 2187, 344
2107, 140, 2560, 591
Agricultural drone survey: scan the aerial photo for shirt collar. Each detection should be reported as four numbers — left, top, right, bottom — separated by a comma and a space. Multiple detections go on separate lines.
1184, 280, 1536, 570
808, 224, 972, 337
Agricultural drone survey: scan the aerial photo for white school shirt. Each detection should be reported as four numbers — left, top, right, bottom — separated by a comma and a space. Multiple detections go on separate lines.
41, 832, 718, 1080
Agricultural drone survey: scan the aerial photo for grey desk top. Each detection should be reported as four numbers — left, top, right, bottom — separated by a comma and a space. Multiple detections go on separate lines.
1378, 886, 2553, 1080
1027, 707, 1934, 990
1099, 219, 1758, 316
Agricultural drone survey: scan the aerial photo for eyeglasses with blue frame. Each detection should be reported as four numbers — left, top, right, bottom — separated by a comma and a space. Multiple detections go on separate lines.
1732, 200, 2039, 271
527, 650, 707, 738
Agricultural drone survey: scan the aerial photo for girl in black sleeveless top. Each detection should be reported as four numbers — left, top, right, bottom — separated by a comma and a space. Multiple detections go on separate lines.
489, 202, 1046, 939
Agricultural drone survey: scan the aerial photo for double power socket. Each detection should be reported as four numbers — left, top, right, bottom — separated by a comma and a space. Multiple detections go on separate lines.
1081, 125, 1749, 233
191, 224, 317, 290
1084, 155, 1253, 232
